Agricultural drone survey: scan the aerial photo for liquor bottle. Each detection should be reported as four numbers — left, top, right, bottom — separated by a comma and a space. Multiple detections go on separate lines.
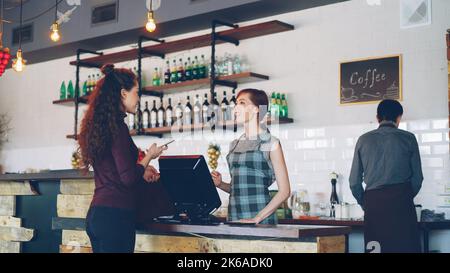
229, 89, 237, 112
142, 101, 150, 129
175, 98, 183, 127
192, 56, 200, 80
170, 60, 178, 84
150, 100, 158, 128
184, 96, 192, 126
270, 92, 279, 118
96, 74, 101, 83
164, 60, 171, 85
224, 53, 233, 76
330, 172, 340, 218
177, 58, 184, 82
221, 91, 230, 122
135, 103, 143, 131
157, 97, 165, 127
199, 54, 207, 79
59, 81, 66, 99
229, 89, 237, 130
92, 74, 97, 91
185, 57, 193, 81
281, 94, 288, 118
193, 94, 202, 125
202, 93, 210, 125
67, 80, 74, 99
86, 76, 92, 94
152, 68, 161, 86
211, 92, 220, 126
166, 98, 173, 127
128, 112, 135, 131
82, 81, 88, 97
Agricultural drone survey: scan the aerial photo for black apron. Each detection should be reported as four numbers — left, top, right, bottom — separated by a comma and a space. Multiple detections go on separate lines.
364, 182, 421, 253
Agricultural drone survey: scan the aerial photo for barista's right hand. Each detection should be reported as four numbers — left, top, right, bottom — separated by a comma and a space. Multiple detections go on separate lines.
211, 171, 222, 187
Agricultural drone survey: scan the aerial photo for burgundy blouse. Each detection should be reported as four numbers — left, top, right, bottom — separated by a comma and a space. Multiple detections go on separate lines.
91, 114, 145, 210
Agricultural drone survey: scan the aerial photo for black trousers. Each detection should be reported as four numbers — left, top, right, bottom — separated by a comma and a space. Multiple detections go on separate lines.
364, 183, 421, 253
86, 206, 136, 253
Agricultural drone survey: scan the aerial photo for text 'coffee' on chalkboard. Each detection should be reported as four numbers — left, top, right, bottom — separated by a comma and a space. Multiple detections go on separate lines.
340, 55, 402, 105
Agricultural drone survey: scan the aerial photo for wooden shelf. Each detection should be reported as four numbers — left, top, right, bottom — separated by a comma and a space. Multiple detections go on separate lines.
142, 72, 269, 96
53, 96, 89, 106
69, 20, 294, 67
66, 117, 293, 139
129, 117, 294, 137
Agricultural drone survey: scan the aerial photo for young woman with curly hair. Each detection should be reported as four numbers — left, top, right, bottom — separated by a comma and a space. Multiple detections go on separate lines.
78, 64, 167, 253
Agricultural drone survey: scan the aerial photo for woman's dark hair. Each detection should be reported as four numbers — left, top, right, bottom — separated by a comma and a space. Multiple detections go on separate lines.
377, 99, 403, 122
237, 88, 269, 122
78, 64, 137, 170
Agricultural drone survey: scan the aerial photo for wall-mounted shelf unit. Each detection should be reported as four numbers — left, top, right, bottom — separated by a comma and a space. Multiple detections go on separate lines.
57, 20, 295, 139
69, 21, 293, 67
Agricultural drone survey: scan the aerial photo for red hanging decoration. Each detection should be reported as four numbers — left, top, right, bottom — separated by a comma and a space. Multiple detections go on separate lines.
0, 47, 10, 77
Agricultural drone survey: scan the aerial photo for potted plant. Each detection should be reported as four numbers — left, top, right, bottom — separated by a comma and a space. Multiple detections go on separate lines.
0, 113, 10, 174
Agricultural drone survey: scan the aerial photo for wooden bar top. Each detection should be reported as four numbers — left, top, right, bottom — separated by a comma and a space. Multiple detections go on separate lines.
146, 222, 351, 239
52, 217, 351, 239
0, 169, 93, 181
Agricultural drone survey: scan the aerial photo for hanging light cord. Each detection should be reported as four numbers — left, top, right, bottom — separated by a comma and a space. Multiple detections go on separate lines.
0, 0, 4, 42
54, 0, 58, 23
19, 0, 22, 49
7, 0, 64, 24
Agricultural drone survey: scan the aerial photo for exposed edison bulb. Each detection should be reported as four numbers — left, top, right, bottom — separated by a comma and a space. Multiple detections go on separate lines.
145, 11, 156, 33
12, 49, 26, 72
50, 23, 61, 42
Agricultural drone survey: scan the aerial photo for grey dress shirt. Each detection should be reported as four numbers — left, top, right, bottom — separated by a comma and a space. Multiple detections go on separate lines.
349, 121, 424, 206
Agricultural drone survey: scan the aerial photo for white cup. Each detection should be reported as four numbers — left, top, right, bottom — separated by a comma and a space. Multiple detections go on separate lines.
341, 204, 350, 219
334, 204, 342, 218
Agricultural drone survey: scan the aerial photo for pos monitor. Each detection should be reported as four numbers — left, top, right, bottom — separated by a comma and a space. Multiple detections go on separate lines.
158, 155, 222, 223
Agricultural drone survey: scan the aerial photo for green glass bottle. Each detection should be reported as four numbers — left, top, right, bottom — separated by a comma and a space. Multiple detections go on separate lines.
59, 81, 66, 100
270, 93, 279, 118
281, 94, 288, 118
67, 80, 74, 99
82, 81, 88, 97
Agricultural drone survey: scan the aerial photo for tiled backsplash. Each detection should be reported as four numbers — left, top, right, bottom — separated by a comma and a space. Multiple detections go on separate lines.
1, 118, 448, 218
134, 118, 450, 218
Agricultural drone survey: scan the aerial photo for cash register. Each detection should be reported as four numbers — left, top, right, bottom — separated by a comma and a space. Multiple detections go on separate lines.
156, 155, 222, 225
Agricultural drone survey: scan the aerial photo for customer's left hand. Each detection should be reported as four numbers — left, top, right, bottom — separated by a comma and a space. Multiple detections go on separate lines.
143, 165, 160, 183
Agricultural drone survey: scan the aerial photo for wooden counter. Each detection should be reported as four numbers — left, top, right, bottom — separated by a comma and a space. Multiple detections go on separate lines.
0, 169, 93, 182
52, 217, 350, 253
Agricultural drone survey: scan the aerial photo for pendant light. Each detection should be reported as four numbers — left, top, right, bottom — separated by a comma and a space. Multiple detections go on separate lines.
50, 0, 60, 42
12, 0, 26, 72
145, 0, 156, 33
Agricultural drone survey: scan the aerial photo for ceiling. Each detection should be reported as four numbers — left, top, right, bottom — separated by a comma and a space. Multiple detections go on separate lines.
1, 0, 350, 65
3, 0, 31, 10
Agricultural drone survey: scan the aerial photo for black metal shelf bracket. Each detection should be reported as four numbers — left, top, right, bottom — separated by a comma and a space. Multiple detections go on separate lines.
136, 36, 165, 136
210, 20, 239, 99
73, 49, 103, 140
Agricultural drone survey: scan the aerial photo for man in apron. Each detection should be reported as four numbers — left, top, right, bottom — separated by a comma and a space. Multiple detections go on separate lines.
349, 99, 423, 253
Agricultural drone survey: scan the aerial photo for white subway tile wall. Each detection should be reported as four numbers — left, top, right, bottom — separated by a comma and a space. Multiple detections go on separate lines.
133, 118, 450, 218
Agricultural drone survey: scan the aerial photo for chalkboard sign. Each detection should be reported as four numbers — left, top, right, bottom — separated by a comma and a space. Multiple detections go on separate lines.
340, 55, 402, 105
